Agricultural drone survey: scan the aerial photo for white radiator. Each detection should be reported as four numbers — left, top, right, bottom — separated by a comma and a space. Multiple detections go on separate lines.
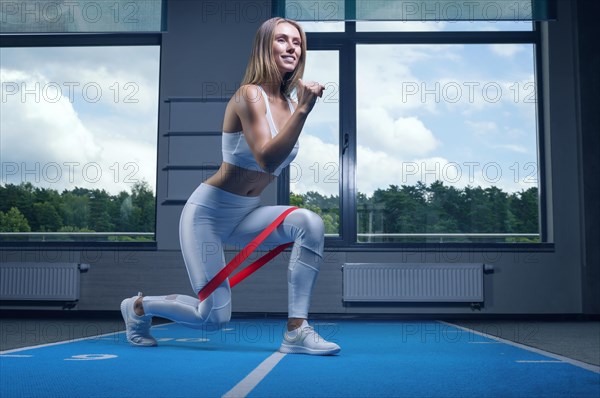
0, 262, 89, 302
343, 263, 485, 303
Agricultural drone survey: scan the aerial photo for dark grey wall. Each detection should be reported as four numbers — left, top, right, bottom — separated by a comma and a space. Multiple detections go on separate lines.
2, 0, 598, 316
575, 0, 600, 314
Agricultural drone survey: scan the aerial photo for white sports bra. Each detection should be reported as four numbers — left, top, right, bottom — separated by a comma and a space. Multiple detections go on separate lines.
222, 86, 299, 177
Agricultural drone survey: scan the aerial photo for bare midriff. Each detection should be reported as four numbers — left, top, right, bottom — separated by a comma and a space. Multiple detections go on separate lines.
204, 162, 275, 197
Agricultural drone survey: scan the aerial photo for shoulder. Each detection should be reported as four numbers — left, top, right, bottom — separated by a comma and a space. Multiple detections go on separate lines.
230, 85, 266, 120
235, 84, 265, 107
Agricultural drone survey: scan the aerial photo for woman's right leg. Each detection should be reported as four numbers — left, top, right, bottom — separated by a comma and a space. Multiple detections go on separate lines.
121, 184, 262, 345
130, 184, 260, 335
140, 201, 231, 329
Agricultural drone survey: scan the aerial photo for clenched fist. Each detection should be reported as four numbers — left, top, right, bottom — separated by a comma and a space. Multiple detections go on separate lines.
296, 79, 325, 114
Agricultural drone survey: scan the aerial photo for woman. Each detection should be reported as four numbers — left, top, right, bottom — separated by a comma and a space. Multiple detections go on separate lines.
121, 17, 340, 355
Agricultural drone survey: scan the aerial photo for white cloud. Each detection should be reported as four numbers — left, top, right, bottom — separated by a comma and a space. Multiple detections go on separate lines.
490, 44, 525, 58
290, 134, 339, 196
358, 108, 440, 156
1, 65, 157, 194
1, 68, 100, 164
355, 45, 468, 122
466, 120, 498, 135
301, 50, 340, 144
1, 47, 160, 121
492, 144, 528, 154
70, 63, 160, 116
356, 144, 454, 196
356, 146, 534, 196
294, 123, 534, 198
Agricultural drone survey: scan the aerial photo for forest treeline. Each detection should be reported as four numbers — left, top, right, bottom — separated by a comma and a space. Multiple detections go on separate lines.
1, 181, 538, 242
0, 181, 155, 240
291, 181, 538, 242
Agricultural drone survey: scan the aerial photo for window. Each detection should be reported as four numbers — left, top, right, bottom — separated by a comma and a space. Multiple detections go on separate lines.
0, 46, 160, 243
0, 0, 163, 244
289, 50, 340, 237
0, 0, 164, 33
356, 42, 538, 243
284, 4, 545, 246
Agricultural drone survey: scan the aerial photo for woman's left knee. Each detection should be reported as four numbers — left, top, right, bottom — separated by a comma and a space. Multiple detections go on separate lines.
287, 208, 324, 252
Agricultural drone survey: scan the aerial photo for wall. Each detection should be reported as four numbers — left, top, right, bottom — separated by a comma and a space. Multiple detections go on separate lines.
575, 0, 600, 314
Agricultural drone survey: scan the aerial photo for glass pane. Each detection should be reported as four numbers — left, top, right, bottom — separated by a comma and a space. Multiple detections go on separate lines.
356, 44, 539, 243
299, 21, 345, 32
0, 46, 160, 242
353, 0, 551, 21
280, 0, 345, 22
356, 20, 533, 31
280, 0, 554, 21
290, 51, 340, 237
0, 0, 164, 33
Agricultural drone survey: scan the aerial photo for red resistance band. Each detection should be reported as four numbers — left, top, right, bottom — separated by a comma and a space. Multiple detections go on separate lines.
198, 206, 298, 302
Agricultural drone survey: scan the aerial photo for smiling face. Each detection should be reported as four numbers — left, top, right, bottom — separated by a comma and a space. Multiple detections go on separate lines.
241, 18, 306, 96
272, 22, 302, 76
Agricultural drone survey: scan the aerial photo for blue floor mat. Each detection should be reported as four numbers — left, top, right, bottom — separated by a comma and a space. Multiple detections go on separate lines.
1, 319, 598, 398
251, 320, 600, 398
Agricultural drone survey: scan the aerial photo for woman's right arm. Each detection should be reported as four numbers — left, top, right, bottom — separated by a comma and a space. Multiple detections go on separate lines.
237, 81, 324, 174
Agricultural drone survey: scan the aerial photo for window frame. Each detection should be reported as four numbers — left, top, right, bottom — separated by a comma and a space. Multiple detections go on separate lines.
0, 33, 162, 249
279, 20, 550, 250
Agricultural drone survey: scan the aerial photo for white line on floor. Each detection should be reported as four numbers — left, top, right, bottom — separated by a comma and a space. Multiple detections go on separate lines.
439, 321, 600, 374
0, 330, 125, 355
222, 351, 287, 398
0, 322, 177, 355
516, 360, 565, 363
468, 341, 502, 344
0, 354, 33, 358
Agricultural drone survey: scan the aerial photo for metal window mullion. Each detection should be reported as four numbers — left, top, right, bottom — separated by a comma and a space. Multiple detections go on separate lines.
349, 31, 536, 44
340, 41, 357, 245
0, 33, 161, 47
533, 21, 548, 243
304, 38, 348, 243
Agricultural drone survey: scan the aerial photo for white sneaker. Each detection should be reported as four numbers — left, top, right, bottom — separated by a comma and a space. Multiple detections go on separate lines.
279, 320, 341, 355
120, 292, 157, 347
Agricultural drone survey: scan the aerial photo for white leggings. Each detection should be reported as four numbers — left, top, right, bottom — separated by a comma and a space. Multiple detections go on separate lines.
142, 183, 325, 329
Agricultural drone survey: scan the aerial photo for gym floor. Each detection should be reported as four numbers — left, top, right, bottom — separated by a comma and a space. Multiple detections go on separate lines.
1, 312, 598, 397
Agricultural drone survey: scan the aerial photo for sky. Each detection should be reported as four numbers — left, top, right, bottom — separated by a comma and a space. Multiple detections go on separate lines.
0, 46, 160, 195
0, 20, 538, 201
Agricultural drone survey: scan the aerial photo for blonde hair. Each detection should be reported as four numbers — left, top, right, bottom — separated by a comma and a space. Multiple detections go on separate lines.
241, 17, 307, 97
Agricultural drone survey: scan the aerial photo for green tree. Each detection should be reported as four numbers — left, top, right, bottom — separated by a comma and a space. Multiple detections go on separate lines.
130, 181, 155, 232
33, 202, 63, 231
372, 184, 425, 236
88, 189, 114, 232
508, 187, 539, 234
485, 186, 510, 232
290, 192, 304, 207
0, 183, 35, 224
0, 207, 31, 232
421, 182, 452, 233
117, 193, 133, 231
0, 182, 159, 237
335, 181, 538, 242
60, 191, 90, 230
291, 191, 339, 234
